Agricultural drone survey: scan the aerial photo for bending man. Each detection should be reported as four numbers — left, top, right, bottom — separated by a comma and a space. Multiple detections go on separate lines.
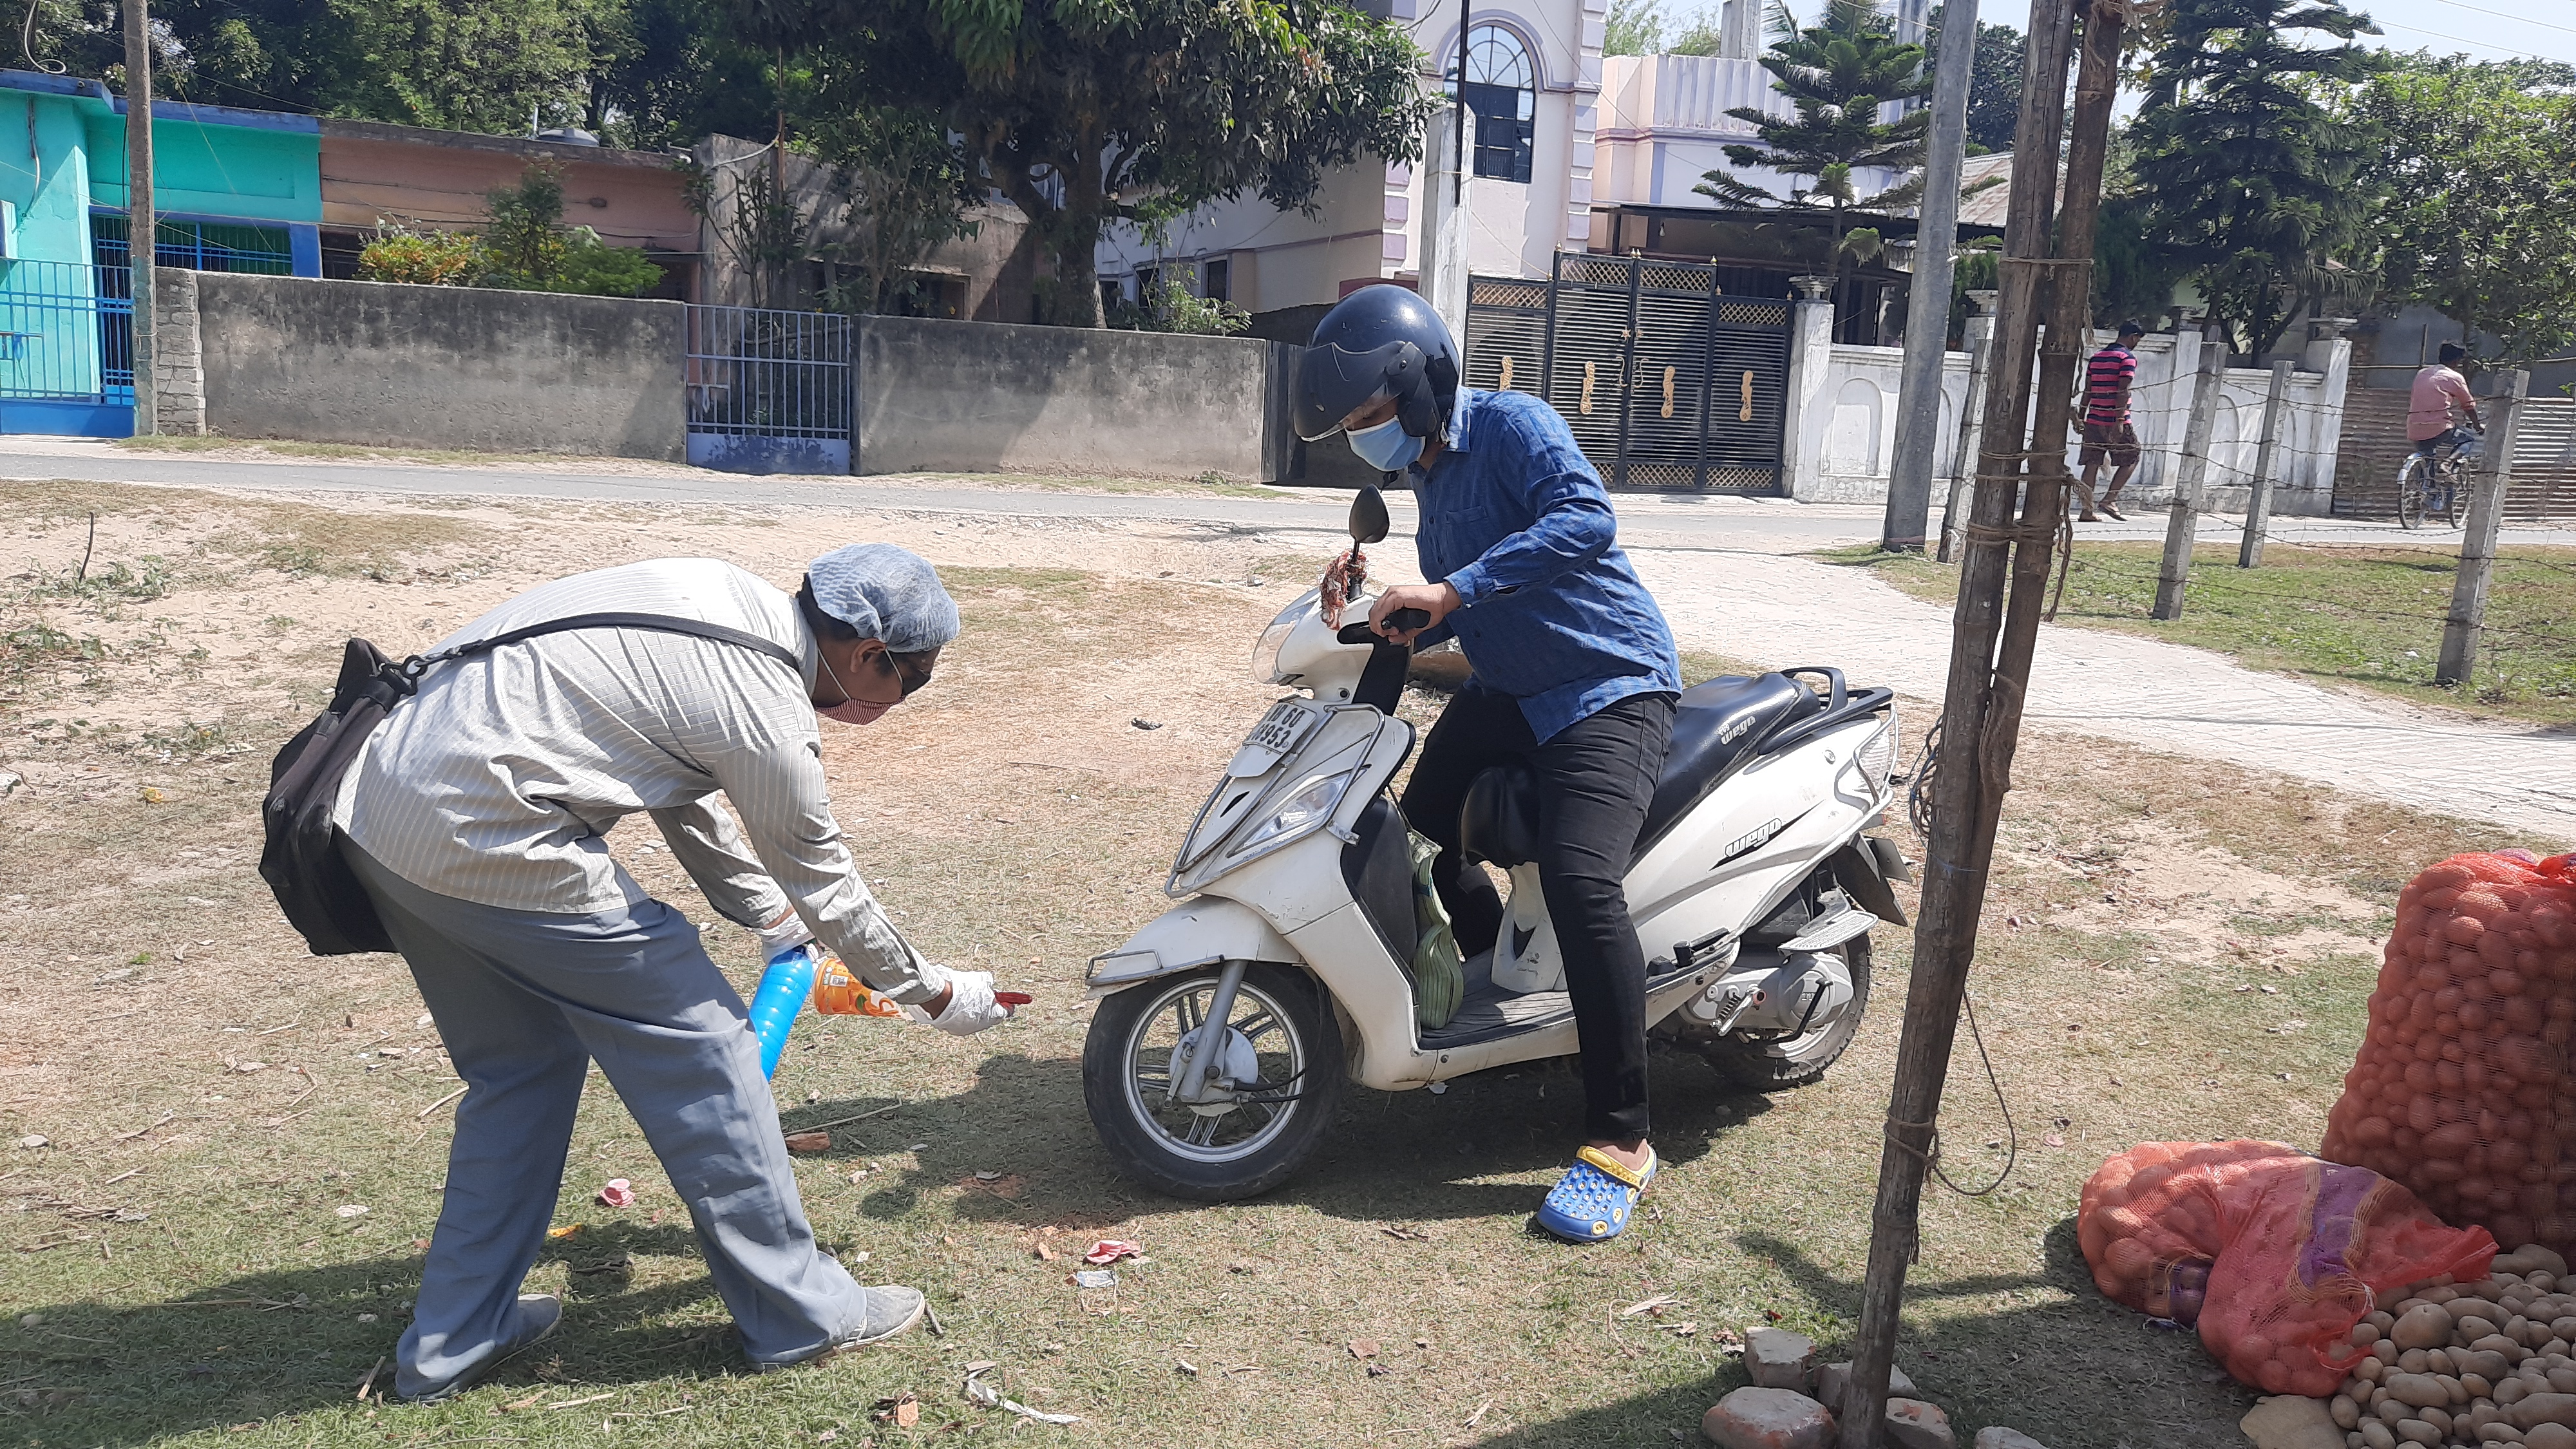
333, 545, 1009, 1401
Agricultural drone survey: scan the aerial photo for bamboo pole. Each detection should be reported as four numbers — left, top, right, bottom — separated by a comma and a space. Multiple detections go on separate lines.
1836, 0, 2101, 1443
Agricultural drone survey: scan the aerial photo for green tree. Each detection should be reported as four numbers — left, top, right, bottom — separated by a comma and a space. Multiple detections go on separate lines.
2126, 0, 2381, 359
1694, 0, 1930, 274
478, 165, 665, 294
592, 0, 783, 148
741, 0, 1434, 327
2345, 55, 2576, 366
808, 104, 983, 316
1924, 6, 2022, 154
1605, 0, 1666, 57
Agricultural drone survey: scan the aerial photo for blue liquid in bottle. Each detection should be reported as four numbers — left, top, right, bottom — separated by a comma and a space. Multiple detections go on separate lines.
747, 944, 819, 1079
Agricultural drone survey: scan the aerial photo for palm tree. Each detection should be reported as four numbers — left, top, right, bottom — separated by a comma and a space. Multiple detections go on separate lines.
1695, 0, 1931, 277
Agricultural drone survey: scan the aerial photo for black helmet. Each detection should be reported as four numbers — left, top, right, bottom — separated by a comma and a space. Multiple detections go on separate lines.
1294, 284, 1461, 443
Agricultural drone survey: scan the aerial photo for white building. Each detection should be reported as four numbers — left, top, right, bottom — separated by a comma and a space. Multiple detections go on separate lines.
1094, 0, 1881, 320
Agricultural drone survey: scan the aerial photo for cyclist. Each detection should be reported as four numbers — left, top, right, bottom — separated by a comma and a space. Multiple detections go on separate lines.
2409, 341, 2483, 516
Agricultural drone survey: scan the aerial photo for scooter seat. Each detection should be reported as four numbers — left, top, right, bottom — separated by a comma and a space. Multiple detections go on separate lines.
1457, 674, 1820, 870
1636, 674, 1822, 853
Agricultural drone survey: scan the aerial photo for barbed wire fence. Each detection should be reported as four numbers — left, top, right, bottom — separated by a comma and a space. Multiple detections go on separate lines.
1992, 354, 2576, 707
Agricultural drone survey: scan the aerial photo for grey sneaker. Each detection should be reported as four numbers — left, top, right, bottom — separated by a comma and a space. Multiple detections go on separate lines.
753, 1286, 927, 1372
400, 1293, 564, 1405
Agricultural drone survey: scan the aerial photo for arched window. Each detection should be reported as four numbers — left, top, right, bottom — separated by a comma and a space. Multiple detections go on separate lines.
1451, 24, 1535, 184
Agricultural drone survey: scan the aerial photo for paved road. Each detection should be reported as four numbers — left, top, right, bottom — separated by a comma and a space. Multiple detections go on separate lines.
1631, 553, 2576, 845
9, 439, 2569, 837
3, 437, 2568, 553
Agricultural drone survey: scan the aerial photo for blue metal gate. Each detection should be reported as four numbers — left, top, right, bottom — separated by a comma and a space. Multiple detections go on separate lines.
0, 258, 133, 437
684, 305, 851, 474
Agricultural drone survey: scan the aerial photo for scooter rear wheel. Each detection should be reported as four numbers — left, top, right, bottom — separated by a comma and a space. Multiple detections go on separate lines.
1702, 936, 1872, 1091
1083, 962, 1343, 1202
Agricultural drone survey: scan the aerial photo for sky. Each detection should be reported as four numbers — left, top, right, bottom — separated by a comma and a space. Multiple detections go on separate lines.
1968, 0, 2576, 68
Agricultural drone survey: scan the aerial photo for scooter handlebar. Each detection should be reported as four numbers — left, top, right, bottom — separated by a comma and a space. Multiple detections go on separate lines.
1334, 607, 1431, 646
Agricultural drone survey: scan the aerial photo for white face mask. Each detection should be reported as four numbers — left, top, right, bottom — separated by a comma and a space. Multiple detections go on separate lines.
1345, 413, 1426, 471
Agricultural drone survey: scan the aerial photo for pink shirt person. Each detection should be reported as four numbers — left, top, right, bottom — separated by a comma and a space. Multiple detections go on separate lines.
2408, 364, 2477, 442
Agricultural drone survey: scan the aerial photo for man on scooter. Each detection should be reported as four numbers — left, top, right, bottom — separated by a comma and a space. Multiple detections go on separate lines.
1294, 285, 1681, 1242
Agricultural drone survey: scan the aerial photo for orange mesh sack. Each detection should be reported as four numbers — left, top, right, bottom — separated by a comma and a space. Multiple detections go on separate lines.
2321, 851, 2576, 1255
2079, 1140, 2497, 1394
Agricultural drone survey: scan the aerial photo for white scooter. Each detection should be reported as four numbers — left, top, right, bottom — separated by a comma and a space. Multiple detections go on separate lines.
1080, 490, 1911, 1201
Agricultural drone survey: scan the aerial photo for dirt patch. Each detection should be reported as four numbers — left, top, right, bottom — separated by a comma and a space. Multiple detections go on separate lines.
2007, 819, 2385, 968
0, 479, 2517, 1449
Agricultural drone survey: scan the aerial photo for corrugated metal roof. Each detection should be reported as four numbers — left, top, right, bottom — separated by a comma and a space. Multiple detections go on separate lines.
1955, 151, 2021, 229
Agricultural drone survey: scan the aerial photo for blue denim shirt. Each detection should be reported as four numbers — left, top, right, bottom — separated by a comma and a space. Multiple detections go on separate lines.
1408, 388, 1681, 743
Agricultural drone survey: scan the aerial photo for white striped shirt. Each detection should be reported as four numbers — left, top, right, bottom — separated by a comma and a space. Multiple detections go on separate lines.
332, 558, 942, 1004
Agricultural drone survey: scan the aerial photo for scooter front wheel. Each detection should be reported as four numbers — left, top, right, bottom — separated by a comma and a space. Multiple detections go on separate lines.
1082, 962, 1343, 1202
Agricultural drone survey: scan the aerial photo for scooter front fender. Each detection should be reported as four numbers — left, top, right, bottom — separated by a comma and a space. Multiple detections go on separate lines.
1084, 897, 1302, 999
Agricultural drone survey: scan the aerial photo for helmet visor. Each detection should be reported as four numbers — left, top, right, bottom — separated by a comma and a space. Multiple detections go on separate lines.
1294, 340, 1414, 442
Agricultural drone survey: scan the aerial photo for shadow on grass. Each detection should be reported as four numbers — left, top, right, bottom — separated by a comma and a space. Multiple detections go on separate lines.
1468, 1217, 2255, 1449
840, 1045, 1782, 1232
8, 1220, 760, 1444
13, 1047, 1794, 1444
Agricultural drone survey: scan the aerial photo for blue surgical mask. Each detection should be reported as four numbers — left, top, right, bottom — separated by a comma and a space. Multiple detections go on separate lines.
1345, 414, 1426, 471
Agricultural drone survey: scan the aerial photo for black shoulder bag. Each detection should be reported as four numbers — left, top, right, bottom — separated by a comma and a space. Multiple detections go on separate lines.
259, 612, 801, 956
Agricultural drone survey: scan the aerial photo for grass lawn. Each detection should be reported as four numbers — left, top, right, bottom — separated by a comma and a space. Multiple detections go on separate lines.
0, 482, 2513, 1448
1815, 539, 2576, 727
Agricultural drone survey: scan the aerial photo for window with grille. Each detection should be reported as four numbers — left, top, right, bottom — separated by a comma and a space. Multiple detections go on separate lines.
1450, 25, 1535, 184
91, 215, 294, 274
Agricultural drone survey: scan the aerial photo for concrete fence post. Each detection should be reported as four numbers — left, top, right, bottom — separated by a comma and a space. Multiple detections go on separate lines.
2237, 357, 2293, 568
1778, 279, 1836, 501
2436, 369, 2528, 688
151, 268, 205, 437
2152, 330, 2228, 621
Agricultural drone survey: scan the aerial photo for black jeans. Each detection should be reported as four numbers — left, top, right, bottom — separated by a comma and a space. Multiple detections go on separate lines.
1401, 687, 1676, 1143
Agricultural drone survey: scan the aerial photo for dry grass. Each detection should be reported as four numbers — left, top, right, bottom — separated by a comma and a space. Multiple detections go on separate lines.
0, 484, 2521, 1448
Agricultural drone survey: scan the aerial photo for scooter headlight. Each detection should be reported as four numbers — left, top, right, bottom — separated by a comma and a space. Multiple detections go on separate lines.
1251, 587, 1323, 685
1235, 769, 1353, 853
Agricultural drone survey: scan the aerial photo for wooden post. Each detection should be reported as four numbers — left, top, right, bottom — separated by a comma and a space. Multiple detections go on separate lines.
2238, 358, 2293, 568
2152, 335, 2226, 620
2436, 370, 2527, 687
1937, 336, 1991, 564
123, 0, 156, 436
1836, 0, 2097, 1444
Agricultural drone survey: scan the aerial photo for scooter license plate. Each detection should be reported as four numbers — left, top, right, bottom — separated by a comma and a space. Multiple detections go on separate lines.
1229, 701, 1318, 776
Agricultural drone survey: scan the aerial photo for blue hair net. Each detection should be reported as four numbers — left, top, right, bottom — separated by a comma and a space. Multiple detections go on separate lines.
804, 544, 960, 653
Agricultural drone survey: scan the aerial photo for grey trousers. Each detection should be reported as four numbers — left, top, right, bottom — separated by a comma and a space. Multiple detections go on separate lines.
343, 839, 866, 1394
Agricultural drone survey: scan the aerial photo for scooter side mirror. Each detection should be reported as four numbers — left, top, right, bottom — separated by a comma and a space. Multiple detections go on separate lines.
1349, 486, 1390, 545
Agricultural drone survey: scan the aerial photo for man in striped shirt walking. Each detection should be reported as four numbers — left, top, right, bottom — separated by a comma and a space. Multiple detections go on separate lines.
332, 545, 1009, 1401
2078, 319, 2146, 521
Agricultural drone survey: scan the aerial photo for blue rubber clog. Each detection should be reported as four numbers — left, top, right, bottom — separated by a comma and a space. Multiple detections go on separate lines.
1535, 1145, 1658, 1242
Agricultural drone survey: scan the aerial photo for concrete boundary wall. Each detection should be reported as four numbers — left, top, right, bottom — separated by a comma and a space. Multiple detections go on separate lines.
855, 316, 1296, 482
1779, 297, 2354, 516
153, 270, 686, 460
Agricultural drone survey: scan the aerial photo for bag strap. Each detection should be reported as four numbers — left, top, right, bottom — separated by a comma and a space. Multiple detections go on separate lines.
399, 611, 803, 685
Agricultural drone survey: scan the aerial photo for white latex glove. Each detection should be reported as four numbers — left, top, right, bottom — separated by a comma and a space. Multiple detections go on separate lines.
907, 969, 1011, 1037
754, 909, 815, 963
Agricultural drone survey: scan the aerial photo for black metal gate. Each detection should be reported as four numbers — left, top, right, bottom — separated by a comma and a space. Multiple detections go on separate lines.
1461, 254, 1790, 493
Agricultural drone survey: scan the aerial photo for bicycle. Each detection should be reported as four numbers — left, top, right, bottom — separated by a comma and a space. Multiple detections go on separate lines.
2396, 429, 2479, 531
